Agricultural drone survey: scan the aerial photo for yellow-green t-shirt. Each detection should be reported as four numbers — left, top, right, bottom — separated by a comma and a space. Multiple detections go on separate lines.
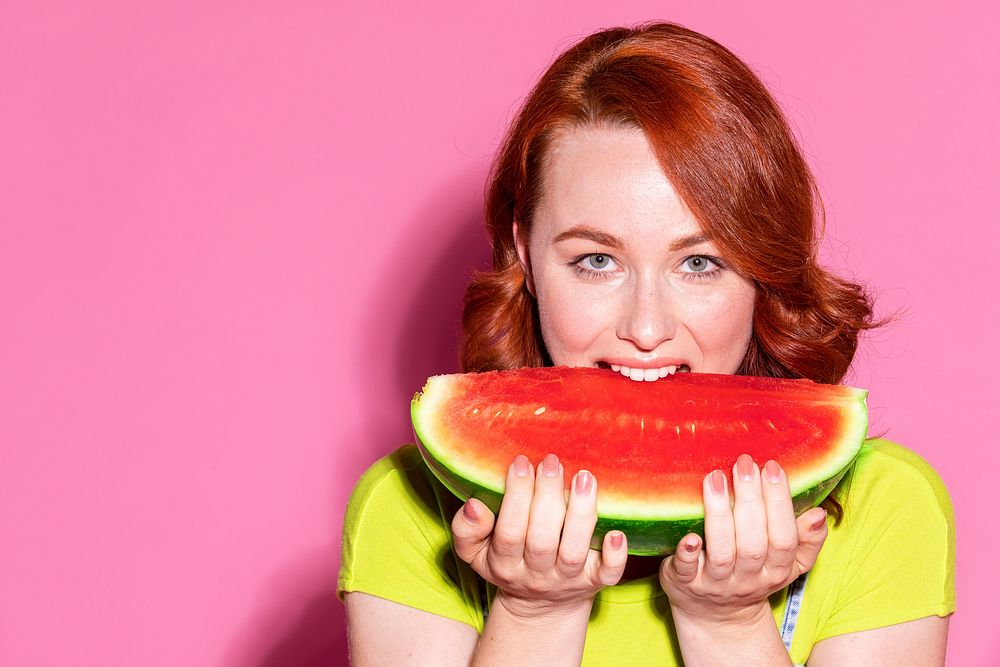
338, 439, 956, 665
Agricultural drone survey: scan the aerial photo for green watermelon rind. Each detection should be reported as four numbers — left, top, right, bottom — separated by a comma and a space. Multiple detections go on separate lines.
414, 434, 857, 556
411, 373, 868, 556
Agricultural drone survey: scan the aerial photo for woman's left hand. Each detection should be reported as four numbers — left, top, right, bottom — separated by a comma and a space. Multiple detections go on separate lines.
658, 454, 829, 628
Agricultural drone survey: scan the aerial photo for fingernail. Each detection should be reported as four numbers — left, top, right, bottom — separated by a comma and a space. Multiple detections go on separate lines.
811, 508, 828, 531
463, 500, 478, 521
541, 453, 560, 477
684, 538, 699, 553
610, 532, 623, 549
708, 469, 726, 496
736, 454, 755, 481
513, 455, 530, 477
574, 470, 594, 496
764, 460, 782, 483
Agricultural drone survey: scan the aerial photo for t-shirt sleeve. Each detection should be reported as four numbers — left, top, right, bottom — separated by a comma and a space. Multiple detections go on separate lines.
337, 445, 485, 631
816, 440, 956, 641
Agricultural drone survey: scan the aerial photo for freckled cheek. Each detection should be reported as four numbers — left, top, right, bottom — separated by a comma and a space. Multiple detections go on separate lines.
678, 286, 755, 368
536, 281, 619, 361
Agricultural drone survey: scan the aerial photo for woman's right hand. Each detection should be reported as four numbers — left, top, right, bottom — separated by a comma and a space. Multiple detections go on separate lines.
451, 453, 629, 620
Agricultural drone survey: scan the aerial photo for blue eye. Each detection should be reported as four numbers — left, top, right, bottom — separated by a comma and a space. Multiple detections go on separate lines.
681, 255, 717, 273
572, 253, 619, 279
583, 254, 613, 270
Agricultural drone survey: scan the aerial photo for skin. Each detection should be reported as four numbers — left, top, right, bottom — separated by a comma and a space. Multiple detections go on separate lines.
346, 124, 950, 665
516, 125, 756, 375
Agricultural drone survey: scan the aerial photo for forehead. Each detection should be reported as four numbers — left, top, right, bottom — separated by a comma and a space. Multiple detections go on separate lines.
533, 125, 704, 244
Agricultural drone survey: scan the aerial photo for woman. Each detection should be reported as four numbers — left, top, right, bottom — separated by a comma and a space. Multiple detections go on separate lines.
339, 22, 955, 665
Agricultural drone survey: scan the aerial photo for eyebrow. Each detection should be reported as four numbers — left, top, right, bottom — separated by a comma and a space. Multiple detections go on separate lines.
552, 225, 624, 249
551, 225, 709, 252
668, 233, 709, 252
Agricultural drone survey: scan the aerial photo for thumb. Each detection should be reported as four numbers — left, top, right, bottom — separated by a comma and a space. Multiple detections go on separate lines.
451, 498, 495, 565
793, 507, 828, 575
662, 533, 702, 585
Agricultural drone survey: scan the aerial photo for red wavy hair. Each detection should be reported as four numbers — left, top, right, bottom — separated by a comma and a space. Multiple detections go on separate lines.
462, 21, 881, 385
460, 23, 886, 523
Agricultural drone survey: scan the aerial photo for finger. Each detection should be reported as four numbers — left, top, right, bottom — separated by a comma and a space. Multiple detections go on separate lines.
491, 455, 534, 562
523, 453, 567, 572
702, 468, 737, 580
451, 498, 496, 566
732, 454, 768, 576
556, 470, 599, 578
595, 530, 628, 586
761, 460, 798, 578
662, 533, 703, 585
793, 506, 829, 576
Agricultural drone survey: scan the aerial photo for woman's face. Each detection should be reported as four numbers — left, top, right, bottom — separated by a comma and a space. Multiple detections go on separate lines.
514, 125, 756, 381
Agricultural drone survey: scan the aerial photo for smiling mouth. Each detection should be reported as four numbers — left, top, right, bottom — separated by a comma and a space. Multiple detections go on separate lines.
596, 361, 691, 381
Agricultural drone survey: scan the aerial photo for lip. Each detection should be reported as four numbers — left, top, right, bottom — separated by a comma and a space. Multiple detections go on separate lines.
597, 358, 688, 370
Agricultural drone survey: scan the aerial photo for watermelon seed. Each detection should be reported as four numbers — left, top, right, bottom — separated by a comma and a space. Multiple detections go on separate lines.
534, 407, 546, 415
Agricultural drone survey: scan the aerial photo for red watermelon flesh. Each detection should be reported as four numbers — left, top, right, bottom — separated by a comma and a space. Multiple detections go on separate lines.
411, 366, 868, 555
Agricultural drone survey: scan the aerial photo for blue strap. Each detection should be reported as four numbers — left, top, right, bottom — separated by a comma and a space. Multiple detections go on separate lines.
780, 571, 809, 653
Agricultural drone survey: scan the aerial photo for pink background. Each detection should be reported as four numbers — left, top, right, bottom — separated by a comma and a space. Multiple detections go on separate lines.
1, 1, 996, 664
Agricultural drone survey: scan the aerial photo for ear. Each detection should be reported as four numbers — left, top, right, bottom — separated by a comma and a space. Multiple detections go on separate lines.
512, 220, 536, 297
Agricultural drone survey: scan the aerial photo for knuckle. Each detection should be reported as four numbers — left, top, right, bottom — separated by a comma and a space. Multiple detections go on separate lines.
490, 562, 515, 584
604, 551, 627, 572
524, 540, 557, 561
707, 589, 735, 604
772, 563, 795, 582
709, 551, 736, 569
739, 544, 767, 563
559, 549, 588, 571
491, 529, 521, 551
771, 537, 797, 554
597, 572, 617, 587
534, 475, 563, 491
504, 487, 533, 504
705, 503, 731, 517
765, 494, 792, 509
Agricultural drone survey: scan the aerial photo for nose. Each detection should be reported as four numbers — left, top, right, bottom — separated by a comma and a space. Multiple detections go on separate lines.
616, 275, 676, 351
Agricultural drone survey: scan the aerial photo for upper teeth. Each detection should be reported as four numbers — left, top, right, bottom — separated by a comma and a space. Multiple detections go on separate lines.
609, 364, 688, 381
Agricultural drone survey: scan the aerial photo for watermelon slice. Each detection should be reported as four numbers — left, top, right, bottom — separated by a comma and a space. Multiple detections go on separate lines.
411, 366, 868, 555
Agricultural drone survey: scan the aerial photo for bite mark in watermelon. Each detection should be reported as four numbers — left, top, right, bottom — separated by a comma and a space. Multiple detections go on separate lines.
411, 366, 868, 555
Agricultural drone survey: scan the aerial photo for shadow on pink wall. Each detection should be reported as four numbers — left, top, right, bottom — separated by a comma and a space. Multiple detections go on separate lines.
229, 171, 491, 666
258, 592, 347, 666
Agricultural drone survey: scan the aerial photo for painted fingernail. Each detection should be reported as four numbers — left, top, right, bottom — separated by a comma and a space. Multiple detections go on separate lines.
764, 460, 782, 483
811, 508, 828, 531
463, 500, 478, 521
684, 537, 699, 553
542, 453, 560, 477
736, 454, 755, 481
610, 531, 624, 549
513, 455, 530, 477
708, 469, 726, 496
575, 470, 594, 496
